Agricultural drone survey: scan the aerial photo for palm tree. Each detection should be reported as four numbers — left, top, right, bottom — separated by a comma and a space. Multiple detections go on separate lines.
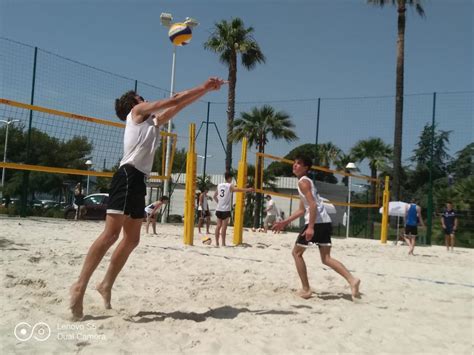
231, 105, 298, 229
317, 142, 342, 168
368, 0, 425, 201
351, 137, 393, 199
334, 152, 355, 187
351, 138, 393, 237
204, 18, 266, 173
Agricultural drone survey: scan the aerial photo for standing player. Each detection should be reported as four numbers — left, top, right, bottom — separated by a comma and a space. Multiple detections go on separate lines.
69, 77, 226, 320
262, 194, 278, 233
403, 198, 425, 255
441, 201, 458, 252
197, 188, 211, 234
272, 154, 360, 300
213, 172, 254, 246
144, 196, 169, 235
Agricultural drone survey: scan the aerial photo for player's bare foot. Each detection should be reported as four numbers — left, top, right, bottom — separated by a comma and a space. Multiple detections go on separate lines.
96, 282, 112, 309
296, 288, 312, 299
350, 278, 361, 300
69, 283, 84, 320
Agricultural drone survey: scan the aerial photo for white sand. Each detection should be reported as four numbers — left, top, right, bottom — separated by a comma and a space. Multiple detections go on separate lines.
1, 216, 473, 354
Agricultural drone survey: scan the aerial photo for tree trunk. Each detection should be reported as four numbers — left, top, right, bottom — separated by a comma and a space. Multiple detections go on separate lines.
369, 166, 377, 238
253, 141, 264, 230
225, 52, 237, 173
393, 3, 406, 201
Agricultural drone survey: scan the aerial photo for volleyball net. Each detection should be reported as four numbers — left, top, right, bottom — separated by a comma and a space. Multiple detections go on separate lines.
0, 98, 177, 198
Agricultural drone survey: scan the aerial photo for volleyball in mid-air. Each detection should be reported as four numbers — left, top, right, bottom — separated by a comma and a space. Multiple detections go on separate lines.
168, 23, 192, 46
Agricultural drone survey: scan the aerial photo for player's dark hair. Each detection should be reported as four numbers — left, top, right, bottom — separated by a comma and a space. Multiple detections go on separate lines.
160, 195, 169, 202
115, 90, 139, 121
224, 172, 233, 181
293, 154, 313, 169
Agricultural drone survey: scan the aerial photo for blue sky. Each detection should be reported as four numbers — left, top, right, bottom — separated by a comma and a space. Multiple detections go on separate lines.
1, 0, 472, 176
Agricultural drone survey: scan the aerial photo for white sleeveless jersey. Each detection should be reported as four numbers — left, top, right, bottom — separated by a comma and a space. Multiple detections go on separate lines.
202, 194, 209, 210
297, 176, 331, 225
216, 182, 232, 212
120, 111, 159, 176
198, 193, 209, 211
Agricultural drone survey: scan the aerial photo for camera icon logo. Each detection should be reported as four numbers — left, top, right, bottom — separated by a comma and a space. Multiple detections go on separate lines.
14, 322, 51, 342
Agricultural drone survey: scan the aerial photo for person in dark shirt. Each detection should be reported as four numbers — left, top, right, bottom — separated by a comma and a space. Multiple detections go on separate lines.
441, 202, 458, 252
74, 183, 85, 220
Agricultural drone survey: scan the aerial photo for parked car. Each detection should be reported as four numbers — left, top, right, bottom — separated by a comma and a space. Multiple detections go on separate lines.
64, 193, 109, 220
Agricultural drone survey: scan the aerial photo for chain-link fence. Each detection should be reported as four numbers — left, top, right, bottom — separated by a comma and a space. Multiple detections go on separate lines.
1, 37, 472, 246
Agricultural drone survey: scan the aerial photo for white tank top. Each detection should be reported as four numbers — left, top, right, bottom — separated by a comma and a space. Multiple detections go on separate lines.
198, 193, 208, 211
120, 111, 160, 175
297, 176, 331, 225
202, 194, 208, 210
216, 182, 232, 212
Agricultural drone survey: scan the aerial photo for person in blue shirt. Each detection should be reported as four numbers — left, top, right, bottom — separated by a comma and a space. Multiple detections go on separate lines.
403, 198, 425, 255
441, 202, 458, 252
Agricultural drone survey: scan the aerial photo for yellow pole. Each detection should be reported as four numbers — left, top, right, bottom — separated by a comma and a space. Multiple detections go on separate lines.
380, 176, 390, 244
233, 138, 248, 245
184, 123, 196, 245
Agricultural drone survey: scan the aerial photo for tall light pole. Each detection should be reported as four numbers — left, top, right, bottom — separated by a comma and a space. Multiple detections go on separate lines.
160, 12, 199, 223
85, 159, 93, 195
1, 119, 20, 194
345, 162, 357, 238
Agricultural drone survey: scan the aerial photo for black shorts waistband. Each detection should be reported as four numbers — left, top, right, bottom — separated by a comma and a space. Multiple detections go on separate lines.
120, 164, 145, 177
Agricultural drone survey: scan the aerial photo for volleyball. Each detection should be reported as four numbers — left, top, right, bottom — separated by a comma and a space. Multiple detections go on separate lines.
168, 23, 192, 46
202, 236, 212, 245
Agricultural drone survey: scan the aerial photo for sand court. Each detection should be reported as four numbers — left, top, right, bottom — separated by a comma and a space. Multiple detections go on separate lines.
1, 216, 473, 354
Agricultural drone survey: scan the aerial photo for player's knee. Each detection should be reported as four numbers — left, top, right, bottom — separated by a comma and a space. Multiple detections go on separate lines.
292, 248, 303, 258
126, 237, 140, 249
102, 232, 120, 247
321, 256, 331, 266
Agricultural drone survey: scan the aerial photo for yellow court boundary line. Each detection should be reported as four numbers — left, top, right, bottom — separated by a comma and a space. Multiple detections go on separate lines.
0, 98, 125, 128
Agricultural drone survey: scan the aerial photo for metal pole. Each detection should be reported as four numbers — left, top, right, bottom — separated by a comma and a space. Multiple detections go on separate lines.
21, 46, 38, 217
162, 45, 177, 223
315, 97, 321, 147
1, 121, 11, 189
426, 92, 436, 245
346, 175, 352, 238
203, 101, 210, 178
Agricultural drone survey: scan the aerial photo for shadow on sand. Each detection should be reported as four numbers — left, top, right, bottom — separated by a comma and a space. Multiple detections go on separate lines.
125, 306, 296, 323
316, 291, 355, 301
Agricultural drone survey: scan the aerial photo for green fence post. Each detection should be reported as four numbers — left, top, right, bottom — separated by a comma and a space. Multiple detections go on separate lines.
20, 46, 38, 217
426, 92, 437, 245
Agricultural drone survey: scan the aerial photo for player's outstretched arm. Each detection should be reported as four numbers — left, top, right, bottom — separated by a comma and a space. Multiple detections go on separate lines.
135, 77, 226, 121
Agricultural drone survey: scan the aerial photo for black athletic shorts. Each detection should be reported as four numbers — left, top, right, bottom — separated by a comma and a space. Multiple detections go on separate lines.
404, 225, 418, 237
199, 210, 211, 218
215, 210, 231, 220
107, 164, 146, 219
296, 223, 332, 247
443, 227, 455, 235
